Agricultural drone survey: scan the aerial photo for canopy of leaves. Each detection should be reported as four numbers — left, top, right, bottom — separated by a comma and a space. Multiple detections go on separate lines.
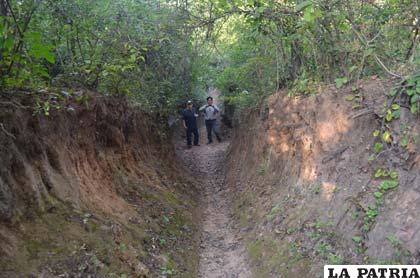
0, 0, 201, 114
190, 0, 419, 118
0, 0, 419, 116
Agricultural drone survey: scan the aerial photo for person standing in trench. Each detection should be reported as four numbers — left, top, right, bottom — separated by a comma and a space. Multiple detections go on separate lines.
199, 96, 221, 144
182, 100, 200, 148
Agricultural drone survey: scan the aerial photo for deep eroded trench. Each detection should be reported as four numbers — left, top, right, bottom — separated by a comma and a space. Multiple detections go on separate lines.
177, 133, 252, 278
1, 79, 420, 277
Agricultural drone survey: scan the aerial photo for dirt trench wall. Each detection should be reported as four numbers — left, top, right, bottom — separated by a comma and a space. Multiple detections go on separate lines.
1, 94, 162, 221
226, 80, 420, 277
0, 92, 198, 277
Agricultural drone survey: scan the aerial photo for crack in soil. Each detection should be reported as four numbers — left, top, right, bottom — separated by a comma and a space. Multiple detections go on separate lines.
178, 137, 252, 278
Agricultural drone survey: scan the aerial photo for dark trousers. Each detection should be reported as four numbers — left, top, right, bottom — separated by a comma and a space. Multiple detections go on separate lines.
186, 128, 199, 146
205, 119, 220, 143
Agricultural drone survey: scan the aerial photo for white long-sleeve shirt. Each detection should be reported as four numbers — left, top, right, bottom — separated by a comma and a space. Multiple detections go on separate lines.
199, 104, 220, 120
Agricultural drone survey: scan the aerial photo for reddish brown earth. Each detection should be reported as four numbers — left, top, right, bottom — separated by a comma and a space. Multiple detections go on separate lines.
0, 91, 198, 277
1, 79, 419, 278
226, 78, 420, 277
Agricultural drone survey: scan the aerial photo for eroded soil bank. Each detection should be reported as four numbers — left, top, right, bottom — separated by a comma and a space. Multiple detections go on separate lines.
226, 79, 420, 277
0, 92, 198, 277
2, 79, 419, 278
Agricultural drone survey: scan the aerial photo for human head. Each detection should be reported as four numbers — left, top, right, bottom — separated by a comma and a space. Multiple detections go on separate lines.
187, 100, 193, 109
207, 96, 213, 105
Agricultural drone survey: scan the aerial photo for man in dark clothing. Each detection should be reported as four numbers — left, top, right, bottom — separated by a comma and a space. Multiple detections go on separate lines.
182, 100, 199, 148
199, 96, 221, 144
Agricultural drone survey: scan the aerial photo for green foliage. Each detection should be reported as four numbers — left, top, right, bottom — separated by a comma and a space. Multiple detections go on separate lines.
190, 0, 418, 120
378, 180, 399, 191
374, 168, 398, 179
388, 73, 420, 117
352, 236, 362, 244
373, 192, 383, 201
400, 136, 409, 147
363, 204, 378, 232
374, 142, 383, 153
382, 130, 392, 143
402, 73, 420, 115
1, 0, 202, 115
386, 235, 402, 248
335, 77, 348, 89
0, 13, 55, 88
327, 253, 343, 265
267, 204, 283, 221
359, 165, 400, 234
1, 0, 418, 117
312, 183, 321, 195
385, 104, 400, 122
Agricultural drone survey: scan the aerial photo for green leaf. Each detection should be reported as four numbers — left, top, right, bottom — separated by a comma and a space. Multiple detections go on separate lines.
382, 131, 391, 143
390, 171, 398, 179
257, 6, 266, 14
352, 236, 362, 243
389, 88, 398, 96
368, 154, 375, 161
374, 168, 385, 178
378, 180, 398, 191
392, 110, 400, 119
373, 130, 380, 137
411, 103, 418, 114
4, 37, 14, 50
400, 136, 409, 147
345, 95, 355, 101
385, 109, 393, 122
302, 5, 321, 23
374, 142, 383, 153
25, 31, 55, 64
296, 0, 312, 12
407, 79, 416, 87
407, 89, 415, 96
335, 77, 348, 89
374, 192, 383, 199
365, 48, 374, 56
367, 204, 375, 210
391, 104, 400, 110
29, 42, 56, 63
163, 215, 170, 224
349, 65, 358, 73
411, 95, 419, 104
43, 51, 56, 64
25, 31, 42, 41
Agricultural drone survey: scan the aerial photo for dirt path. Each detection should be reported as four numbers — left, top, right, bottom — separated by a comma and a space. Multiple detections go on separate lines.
177, 132, 252, 278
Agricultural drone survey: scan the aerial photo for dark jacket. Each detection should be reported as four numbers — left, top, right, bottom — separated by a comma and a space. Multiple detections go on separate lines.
182, 108, 198, 129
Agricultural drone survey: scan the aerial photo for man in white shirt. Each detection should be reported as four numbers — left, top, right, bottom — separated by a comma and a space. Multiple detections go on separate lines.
199, 96, 221, 144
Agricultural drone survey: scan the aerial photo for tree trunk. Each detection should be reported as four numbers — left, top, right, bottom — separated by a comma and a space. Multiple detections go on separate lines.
0, 0, 7, 16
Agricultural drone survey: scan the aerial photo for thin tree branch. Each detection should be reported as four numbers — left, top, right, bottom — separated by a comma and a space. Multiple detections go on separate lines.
347, 18, 403, 79
0, 123, 16, 139
5, 0, 38, 75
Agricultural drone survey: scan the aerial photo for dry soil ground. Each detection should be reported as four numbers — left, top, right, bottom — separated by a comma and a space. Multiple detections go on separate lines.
177, 127, 252, 278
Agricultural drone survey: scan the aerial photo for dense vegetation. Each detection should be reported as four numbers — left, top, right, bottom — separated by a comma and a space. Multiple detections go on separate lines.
0, 0, 196, 114
194, 0, 419, 117
1, 0, 419, 116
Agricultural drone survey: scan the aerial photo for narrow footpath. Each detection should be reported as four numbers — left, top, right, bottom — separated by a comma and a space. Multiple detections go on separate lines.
177, 130, 252, 278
